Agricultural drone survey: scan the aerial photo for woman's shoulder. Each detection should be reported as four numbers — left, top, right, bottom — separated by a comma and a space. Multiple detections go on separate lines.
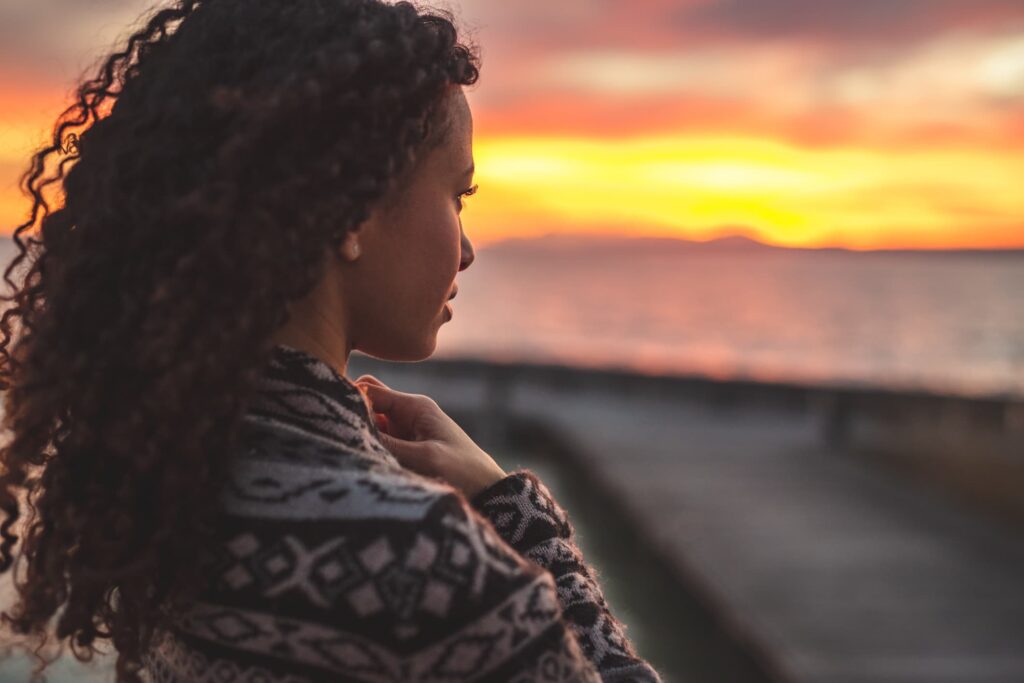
223, 426, 461, 526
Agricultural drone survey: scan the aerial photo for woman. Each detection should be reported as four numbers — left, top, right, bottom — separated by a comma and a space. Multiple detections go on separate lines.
0, 1, 664, 681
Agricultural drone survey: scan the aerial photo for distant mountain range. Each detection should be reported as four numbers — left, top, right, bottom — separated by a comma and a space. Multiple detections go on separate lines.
1, 231, 1019, 257
480, 233, 1024, 256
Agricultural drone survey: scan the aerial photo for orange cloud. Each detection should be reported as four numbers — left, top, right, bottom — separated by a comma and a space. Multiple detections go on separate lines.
473, 89, 1024, 153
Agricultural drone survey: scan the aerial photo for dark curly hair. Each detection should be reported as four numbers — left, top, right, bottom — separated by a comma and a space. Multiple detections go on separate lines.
0, 0, 480, 680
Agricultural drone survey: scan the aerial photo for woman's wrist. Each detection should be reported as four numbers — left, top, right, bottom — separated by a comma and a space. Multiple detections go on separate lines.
466, 461, 508, 501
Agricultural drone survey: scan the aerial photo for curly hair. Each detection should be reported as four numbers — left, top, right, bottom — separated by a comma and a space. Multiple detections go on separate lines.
0, 0, 480, 680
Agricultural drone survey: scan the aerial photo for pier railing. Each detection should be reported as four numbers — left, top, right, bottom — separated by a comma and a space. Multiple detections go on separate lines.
350, 353, 1024, 530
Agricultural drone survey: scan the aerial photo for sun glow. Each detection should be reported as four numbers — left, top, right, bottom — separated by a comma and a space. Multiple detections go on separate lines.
467, 134, 1024, 249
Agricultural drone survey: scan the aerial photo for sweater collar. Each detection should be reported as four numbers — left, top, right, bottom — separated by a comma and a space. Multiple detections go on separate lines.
243, 343, 400, 469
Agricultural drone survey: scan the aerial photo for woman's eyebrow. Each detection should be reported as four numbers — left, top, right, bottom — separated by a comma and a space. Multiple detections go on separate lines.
462, 161, 475, 178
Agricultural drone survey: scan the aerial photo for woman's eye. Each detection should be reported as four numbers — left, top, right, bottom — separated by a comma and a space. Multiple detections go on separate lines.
456, 184, 478, 211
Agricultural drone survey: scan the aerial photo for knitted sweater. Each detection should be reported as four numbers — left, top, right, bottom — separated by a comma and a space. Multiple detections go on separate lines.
142, 343, 663, 683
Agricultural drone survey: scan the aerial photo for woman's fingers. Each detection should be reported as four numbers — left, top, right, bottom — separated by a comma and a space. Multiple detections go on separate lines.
358, 385, 435, 474
374, 429, 435, 476
357, 382, 424, 437
353, 382, 503, 498
355, 376, 388, 413
355, 378, 403, 437
357, 381, 393, 412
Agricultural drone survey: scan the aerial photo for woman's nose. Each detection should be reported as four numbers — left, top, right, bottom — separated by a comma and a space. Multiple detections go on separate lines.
459, 232, 475, 271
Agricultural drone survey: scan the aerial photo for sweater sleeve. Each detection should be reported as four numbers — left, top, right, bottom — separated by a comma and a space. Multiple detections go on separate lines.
389, 489, 607, 683
470, 469, 664, 683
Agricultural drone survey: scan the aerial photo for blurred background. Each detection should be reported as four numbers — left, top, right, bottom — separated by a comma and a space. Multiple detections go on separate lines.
2, 0, 1023, 682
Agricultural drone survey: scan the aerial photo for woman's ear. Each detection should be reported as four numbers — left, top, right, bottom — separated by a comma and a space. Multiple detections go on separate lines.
339, 203, 381, 262
339, 230, 361, 262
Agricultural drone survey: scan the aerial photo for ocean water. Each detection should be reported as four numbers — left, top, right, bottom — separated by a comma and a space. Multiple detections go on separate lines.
0, 236, 1022, 398
442, 242, 1024, 399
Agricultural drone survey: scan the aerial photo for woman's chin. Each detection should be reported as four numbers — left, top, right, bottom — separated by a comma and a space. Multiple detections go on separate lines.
359, 330, 438, 362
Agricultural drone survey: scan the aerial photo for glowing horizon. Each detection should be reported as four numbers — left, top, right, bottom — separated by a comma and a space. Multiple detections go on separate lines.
466, 132, 1024, 250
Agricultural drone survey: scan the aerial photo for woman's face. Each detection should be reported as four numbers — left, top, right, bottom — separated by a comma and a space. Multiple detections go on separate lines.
343, 87, 477, 361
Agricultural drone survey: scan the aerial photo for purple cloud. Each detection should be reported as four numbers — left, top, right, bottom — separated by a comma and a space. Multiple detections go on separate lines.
674, 0, 1024, 44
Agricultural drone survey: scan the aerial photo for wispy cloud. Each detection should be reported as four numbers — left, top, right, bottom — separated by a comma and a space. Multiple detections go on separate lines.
676, 0, 1024, 45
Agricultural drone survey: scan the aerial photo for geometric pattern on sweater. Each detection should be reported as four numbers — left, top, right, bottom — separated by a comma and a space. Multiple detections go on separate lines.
166, 570, 563, 680
201, 493, 529, 616
144, 484, 604, 682
146, 621, 600, 683
243, 343, 401, 471
471, 472, 663, 682
145, 631, 313, 683
218, 456, 452, 521
141, 343, 660, 682
238, 416, 384, 470
469, 470, 574, 552
143, 484, 602, 683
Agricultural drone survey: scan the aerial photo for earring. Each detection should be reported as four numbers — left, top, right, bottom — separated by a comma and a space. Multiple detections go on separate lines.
349, 241, 360, 259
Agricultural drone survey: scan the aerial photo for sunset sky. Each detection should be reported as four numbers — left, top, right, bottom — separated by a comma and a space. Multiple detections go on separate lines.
1, 0, 1023, 249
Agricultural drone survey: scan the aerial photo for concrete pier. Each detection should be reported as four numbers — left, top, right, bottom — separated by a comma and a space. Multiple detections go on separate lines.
349, 354, 1024, 683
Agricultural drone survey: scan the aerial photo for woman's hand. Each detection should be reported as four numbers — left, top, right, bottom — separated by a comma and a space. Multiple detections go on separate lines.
354, 375, 507, 500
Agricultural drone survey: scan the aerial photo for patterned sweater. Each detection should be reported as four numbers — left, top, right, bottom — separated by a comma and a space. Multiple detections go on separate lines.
142, 343, 663, 683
